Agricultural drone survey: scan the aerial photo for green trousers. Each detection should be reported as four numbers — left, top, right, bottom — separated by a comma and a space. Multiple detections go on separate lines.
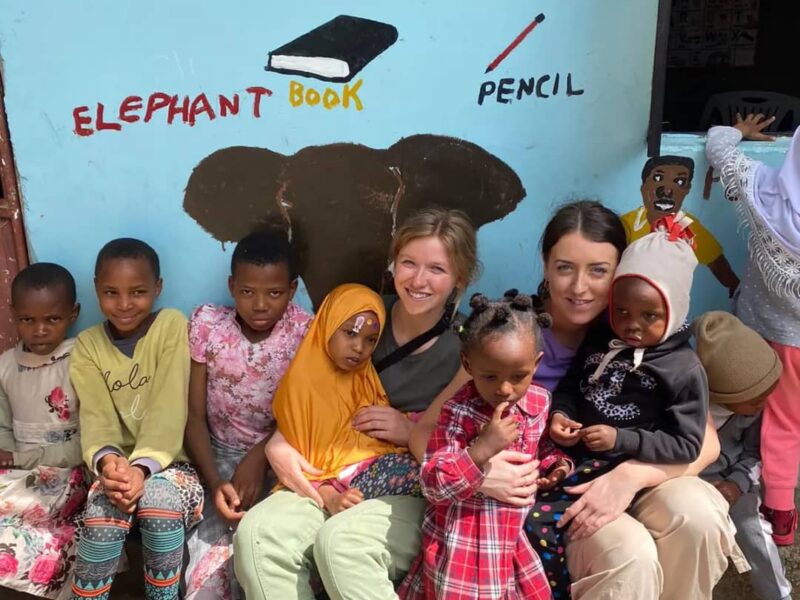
233, 490, 425, 600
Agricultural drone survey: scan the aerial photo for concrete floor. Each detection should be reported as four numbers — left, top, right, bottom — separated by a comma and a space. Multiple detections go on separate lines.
715, 542, 797, 599
5, 520, 798, 599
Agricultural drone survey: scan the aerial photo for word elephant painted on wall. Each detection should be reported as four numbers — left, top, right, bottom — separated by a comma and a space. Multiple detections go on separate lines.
72, 87, 272, 137
184, 135, 526, 308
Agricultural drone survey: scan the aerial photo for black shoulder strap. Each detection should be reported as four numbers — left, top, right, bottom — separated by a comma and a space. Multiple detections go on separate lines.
374, 313, 451, 373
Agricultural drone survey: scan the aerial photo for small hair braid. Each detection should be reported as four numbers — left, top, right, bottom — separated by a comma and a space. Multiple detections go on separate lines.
469, 292, 491, 314
509, 293, 532, 310
506, 288, 553, 331
460, 289, 551, 352
490, 304, 512, 326
527, 292, 553, 329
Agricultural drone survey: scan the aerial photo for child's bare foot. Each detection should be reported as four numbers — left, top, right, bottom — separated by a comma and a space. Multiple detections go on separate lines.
320, 486, 364, 515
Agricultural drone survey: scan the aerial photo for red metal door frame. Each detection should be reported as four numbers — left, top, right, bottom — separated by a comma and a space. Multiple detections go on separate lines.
0, 73, 30, 351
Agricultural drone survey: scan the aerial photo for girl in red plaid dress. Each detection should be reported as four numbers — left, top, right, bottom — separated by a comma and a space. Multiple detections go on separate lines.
399, 291, 571, 600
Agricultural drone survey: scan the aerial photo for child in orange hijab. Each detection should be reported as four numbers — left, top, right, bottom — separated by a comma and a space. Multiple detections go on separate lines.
272, 283, 419, 514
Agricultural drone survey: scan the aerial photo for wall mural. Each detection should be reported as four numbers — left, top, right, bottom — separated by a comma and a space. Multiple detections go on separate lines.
267, 14, 397, 112
621, 156, 740, 295
484, 13, 545, 74
475, 10, 585, 106
72, 88, 273, 136
183, 13, 531, 308
266, 15, 398, 83
70, 14, 397, 135
183, 136, 525, 308
7, 2, 741, 330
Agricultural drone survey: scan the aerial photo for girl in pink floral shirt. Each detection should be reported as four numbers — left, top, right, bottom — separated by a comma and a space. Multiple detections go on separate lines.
184, 232, 311, 600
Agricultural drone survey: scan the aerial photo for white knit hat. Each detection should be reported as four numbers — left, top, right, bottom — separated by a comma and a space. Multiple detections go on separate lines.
612, 213, 698, 343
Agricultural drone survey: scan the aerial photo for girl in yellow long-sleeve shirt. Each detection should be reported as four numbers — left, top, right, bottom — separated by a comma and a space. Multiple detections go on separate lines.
69, 238, 203, 600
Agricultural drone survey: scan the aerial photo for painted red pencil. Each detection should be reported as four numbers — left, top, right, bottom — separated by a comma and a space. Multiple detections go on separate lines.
485, 13, 546, 74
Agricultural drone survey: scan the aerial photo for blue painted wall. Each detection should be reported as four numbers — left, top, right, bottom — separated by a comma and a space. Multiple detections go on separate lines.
0, 1, 791, 329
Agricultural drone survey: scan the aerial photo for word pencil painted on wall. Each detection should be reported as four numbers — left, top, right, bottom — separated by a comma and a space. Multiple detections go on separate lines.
72, 87, 273, 137
477, 73, 584, 106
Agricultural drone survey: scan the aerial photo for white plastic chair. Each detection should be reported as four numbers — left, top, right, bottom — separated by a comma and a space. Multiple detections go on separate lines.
699, 91, 800, 132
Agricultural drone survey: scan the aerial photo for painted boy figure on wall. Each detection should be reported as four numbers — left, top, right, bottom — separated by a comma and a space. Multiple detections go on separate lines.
621, 155, 740, 296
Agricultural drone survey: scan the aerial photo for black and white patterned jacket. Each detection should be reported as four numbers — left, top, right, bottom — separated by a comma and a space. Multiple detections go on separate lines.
551, 322, 708, 464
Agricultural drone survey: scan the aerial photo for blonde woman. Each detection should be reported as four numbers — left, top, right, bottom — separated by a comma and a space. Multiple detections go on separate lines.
234, 208, 478, 600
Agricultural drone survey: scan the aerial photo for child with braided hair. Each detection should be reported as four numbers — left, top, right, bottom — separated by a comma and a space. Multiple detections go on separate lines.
398, 291, 571, 600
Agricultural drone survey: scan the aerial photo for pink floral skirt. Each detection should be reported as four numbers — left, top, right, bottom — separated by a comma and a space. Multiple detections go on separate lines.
0, 465, 88, 599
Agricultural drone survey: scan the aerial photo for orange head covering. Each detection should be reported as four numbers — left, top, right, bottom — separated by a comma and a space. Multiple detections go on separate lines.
272, 283, 403, 482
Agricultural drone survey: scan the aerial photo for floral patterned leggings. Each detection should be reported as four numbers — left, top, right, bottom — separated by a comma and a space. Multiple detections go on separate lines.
71, 463, 203, 600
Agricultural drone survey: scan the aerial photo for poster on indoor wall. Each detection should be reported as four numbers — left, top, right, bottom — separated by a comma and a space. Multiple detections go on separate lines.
668, 0, 760, 68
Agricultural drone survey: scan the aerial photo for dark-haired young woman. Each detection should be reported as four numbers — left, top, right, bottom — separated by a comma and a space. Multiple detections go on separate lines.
412, 200, 742, 600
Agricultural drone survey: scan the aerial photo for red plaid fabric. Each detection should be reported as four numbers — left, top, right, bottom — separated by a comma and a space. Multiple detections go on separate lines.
398, 381, 563, 600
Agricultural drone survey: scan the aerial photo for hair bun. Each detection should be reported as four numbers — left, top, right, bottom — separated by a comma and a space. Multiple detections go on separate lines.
491, 305, 511, 325
536, 312, 553, 329
469, 293, 490, 313
503, 288, 519, 300
510, 294, 533, 311
530, 294, 546, 314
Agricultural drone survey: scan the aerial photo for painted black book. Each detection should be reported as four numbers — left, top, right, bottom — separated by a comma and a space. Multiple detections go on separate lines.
266, 15, 398, 83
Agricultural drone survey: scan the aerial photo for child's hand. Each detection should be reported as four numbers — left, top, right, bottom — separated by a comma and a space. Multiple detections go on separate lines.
711, 480, 742, 508
99, 455, 133, 504
0, 449, 15, 468
115, 466, 146, 514
213, 481, 245, 525
734, 113, 777, 142
478, 402, 520, 457
320, 486, 364, 515
581, 425, 617, 452
550, 413, 582, 447
536, 460, 571, 492
231, 444, 269, 511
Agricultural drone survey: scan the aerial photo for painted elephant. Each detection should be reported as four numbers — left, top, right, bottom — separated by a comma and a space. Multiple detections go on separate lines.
184, 134, 526, 308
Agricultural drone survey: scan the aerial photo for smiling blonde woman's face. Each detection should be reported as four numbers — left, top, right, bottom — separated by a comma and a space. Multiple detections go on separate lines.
544, 231, 620, 329
393, 235, 458, 318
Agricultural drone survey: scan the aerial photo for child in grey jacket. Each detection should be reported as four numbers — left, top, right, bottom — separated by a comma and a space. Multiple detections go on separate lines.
694, 311, 790, 600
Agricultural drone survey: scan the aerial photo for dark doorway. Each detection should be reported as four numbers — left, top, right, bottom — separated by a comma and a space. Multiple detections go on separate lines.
663, 0, 800, 133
